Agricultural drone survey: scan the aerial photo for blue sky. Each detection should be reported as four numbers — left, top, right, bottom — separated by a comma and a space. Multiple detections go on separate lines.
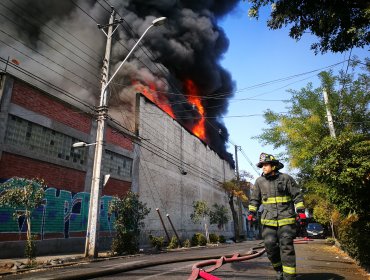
218, 2, 368, 178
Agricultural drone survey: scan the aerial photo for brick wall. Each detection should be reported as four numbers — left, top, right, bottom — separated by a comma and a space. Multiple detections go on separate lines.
102, 177, 131, 197
11, 80, 91, 134
106, 126, 134, 151
0, 77, 133, 245
0, 153, 85, 193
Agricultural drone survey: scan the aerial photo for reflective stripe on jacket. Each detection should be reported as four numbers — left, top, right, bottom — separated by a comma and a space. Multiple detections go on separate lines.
248, 172, 304, 227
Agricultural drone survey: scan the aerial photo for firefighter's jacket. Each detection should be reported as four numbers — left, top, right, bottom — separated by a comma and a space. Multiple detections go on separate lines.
249, 172, 304, 227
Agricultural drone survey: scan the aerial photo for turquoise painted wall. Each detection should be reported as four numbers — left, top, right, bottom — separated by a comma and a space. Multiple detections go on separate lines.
0, 187, 116, 239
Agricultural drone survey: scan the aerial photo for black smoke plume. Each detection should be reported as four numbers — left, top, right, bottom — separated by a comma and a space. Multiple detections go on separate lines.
0, 0, 238, 167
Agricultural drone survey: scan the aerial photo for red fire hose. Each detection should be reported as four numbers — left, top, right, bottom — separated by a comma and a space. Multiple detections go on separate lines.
188, 239, 311, 280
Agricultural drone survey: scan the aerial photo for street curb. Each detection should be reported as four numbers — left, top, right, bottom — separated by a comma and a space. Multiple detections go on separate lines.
51, 250, 257, 280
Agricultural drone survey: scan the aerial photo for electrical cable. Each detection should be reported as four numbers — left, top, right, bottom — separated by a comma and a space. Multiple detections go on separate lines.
5, 0, 102, 63
108, 114, 226, 183
0, 56, 96, 111
0, 5, 100, 76
0, 32, 99, 90
108, 112, 228, 181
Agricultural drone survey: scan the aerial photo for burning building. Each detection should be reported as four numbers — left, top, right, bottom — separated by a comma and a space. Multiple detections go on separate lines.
134, 92, 236, 240
0, 0, 242, 253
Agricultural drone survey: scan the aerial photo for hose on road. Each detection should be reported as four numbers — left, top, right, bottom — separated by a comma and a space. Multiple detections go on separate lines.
188, 239, 312, 280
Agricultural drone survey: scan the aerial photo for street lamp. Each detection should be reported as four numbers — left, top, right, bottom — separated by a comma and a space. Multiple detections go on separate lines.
84, 13, 166, 258
72, 142, 97, 148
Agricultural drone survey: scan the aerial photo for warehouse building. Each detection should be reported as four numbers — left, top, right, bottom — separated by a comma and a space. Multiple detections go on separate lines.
0, 73, 238, 256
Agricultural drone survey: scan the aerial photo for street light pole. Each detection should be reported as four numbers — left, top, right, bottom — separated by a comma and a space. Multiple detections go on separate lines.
84, 11, 166, 258
84, 9, 115, 258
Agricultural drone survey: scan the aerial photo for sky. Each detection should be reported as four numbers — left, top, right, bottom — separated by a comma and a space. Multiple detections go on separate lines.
218, 2, 369, 179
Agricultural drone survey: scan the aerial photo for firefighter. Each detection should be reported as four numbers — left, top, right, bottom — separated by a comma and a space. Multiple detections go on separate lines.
249, 153, 305, 280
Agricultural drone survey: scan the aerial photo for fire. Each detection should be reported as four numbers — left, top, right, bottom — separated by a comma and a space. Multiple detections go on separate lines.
133, 81, 175, 119
184, 79, 206, 141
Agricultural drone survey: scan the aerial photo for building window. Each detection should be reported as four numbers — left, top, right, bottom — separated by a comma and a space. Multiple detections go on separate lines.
103, 150, 132, 179
5, 115, 86, 165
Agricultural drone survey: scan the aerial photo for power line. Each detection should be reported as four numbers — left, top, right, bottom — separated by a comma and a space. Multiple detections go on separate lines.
6, 0, 102, 62
108, 113, 226, 183
0, 40, 100, 94
240, 148, 260, 176
0, 56, 95, 111
101, 0, 185, 97
0, 4, 100, 75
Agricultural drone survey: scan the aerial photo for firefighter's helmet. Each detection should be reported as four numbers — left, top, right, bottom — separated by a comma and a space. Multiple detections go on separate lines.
256, 153, 284, 170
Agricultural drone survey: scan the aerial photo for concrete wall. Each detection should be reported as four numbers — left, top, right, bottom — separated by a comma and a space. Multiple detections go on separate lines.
136, 95, 236, 241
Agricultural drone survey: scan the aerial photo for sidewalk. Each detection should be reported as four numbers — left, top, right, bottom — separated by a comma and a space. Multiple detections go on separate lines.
0, 251, 115, 276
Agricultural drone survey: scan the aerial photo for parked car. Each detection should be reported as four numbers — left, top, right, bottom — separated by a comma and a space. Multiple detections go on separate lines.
306, 223, 325, 238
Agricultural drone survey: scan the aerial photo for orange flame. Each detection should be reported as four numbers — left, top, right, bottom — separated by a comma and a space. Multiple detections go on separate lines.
184, 79, 206, 141
133, 81, 175, 119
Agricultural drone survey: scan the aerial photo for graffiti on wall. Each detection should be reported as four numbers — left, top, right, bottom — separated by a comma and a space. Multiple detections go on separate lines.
0, 187, 116, 239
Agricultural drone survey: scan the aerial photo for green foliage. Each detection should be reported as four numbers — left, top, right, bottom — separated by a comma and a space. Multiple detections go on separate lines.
255, 67, 369, 171
337, 214, 370, 269
218, 235, 226, 243
254, 65, 370, 267
190, 200, 210, 223
111, 232, 137, 255
210, 203, 229, 229
183, 239, 191, 248
149, 235, 164, 250
109, 191, 150, 255
0, 177, 45, 263
219, 176, 251, 242
247, 0, 369, 53
209, 233, 219, 244
191, 233, 207, 246
314, 132, 370, 218
167, 236, 179, 249
0, 177, 46, 212
219, 179, 249, 202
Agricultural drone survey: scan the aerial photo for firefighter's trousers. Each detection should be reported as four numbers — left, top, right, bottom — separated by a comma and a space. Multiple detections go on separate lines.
262, 224, 297, 280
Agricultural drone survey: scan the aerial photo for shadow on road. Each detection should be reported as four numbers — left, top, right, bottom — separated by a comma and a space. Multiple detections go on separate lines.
297, 273, 345, 279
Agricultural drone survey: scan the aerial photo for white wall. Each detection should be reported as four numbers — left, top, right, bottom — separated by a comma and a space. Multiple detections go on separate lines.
136, 95, 235, 242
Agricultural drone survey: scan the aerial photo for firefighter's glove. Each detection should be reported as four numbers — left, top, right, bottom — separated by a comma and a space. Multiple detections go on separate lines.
248, 211, 256, 221
298, 213, 307, 220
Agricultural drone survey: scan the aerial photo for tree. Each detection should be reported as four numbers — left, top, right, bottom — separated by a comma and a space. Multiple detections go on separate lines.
305, 192, 340, 239
255, 63, 369, 171
220, 177, 249, 241
109, 191, 150, 255
0, 177, 46, 263
209, 203, 230, 230
254, 63, 369, 266
314, 132, 370, 219
190, 200, 210, 243
247, 0, 370, 53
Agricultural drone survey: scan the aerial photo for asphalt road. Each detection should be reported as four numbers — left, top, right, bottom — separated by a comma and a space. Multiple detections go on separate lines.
2, 240, 369, 280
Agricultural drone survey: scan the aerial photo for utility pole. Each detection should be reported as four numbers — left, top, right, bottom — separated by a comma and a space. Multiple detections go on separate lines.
323, 88, 336, 138
84, 11, 166, 258
85, 8, 120, 258
234, 145, 240, 181
234, 145, 244, 238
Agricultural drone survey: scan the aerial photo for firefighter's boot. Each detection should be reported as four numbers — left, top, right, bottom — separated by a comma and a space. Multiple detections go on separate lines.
276, 270, 284, 280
